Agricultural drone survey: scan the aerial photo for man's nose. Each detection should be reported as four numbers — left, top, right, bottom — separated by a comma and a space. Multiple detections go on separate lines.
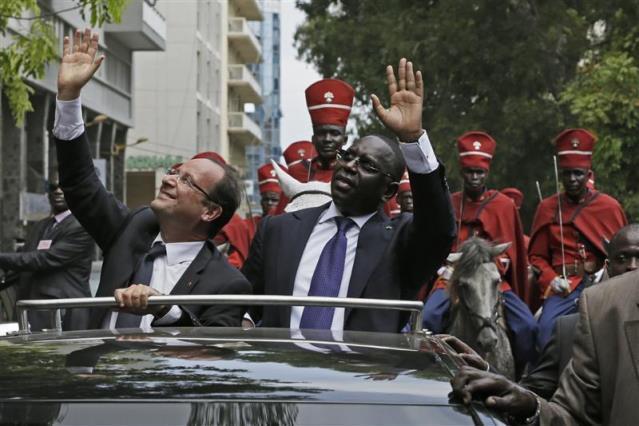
627, 256, 638, 271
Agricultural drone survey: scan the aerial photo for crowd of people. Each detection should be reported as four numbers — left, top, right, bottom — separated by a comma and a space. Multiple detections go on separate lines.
0, 29, 636, 424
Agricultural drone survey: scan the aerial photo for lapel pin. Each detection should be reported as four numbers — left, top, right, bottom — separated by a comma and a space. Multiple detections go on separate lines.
187, 281, 193, 287
385, 225, 393, 231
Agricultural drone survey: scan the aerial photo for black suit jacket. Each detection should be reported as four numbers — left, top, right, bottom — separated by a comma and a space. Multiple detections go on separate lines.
242, 166, 455, 332
55, 133, 251, 329
520, 313, 579, 399
0, 213, 94, 330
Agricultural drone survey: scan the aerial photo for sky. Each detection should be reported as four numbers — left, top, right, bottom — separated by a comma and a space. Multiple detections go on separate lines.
278, 1, 322, 150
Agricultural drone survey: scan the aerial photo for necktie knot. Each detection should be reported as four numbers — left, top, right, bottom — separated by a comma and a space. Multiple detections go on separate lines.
147, 242, 166, 260
334, 216, 355, 234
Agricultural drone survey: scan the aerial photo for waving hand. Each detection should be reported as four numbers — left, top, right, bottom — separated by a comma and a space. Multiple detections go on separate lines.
58, 29, 104, 100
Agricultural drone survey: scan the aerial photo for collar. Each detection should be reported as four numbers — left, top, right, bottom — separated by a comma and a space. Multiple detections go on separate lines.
564, 188, 592, 205
53, 210, 72, 224
312, 156, 337, 171
318, 202, 377, 229
152, 234, 205, 266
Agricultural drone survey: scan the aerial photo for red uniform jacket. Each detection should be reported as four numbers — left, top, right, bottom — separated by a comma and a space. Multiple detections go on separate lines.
214, 214, 253, 269
529, 190, 627, 296
287, 157, 334, 183
446, 190, 530, 306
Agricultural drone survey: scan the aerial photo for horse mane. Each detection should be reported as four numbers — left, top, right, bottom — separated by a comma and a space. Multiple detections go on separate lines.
448, 237, 494, 301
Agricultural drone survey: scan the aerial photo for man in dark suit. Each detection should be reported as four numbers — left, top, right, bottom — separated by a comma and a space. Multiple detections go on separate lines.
242, 58, 456, 332
53, 29, 250, 329
0, 181, 94, 331
450, 223, 639, 424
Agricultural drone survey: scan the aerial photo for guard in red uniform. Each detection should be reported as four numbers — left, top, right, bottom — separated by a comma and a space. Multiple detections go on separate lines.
501, 187, 530, 249
529, 128, 627, 349
422, 131, 537, 370
303, 78, 354, 183
396, 170, 413, 214
245, 162, 284, 238
283, 140, 315, 183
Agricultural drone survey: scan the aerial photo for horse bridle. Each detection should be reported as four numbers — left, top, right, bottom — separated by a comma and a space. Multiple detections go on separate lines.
457, 288, 504, 332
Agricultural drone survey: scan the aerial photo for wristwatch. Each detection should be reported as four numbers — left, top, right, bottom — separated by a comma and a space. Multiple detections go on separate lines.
521, 395, 541, 425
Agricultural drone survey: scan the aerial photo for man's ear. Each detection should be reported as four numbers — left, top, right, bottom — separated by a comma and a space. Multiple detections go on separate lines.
382, 181, 399, 202
201, 205, 222, 224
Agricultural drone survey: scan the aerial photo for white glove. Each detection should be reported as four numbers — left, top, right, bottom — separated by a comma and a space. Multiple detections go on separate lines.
550, 276, 570, 294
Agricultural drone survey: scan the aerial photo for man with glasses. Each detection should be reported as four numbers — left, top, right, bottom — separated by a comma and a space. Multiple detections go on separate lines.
52, 29, 251, 329
0, 179, 94, 330
242, 58, 456, 332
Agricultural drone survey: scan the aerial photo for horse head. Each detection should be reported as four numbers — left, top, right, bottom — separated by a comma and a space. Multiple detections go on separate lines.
271, 160, 332, 212
447, 237, 510, 354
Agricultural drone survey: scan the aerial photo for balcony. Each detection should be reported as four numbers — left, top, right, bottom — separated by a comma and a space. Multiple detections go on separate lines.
230, 0, 263, 21
228, 112, 262, 145
105, 0, 166, 51
228, 17, 261, 64
228, 65, 262, 104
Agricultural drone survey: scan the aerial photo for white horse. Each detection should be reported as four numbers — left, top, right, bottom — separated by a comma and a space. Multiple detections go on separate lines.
270, 160, 332, 212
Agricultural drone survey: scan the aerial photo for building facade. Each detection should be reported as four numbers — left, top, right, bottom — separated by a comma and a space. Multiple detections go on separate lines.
0, 0, 166, 251
245, 0, 282, 206
127, 0, 263, 209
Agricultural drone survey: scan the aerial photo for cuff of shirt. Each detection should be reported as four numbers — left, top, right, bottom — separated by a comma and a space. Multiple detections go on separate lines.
53, 96, 85, 140
398, 130, 439, 174
153, 305, 182, 325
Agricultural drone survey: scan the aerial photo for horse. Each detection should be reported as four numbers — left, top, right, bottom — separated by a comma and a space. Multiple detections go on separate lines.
446, 237, 515, 379
271, 160, 332, 212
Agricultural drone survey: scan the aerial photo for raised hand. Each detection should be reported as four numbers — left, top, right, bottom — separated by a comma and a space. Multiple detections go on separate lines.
57, 28, 104, 100
371, 58, 424, 142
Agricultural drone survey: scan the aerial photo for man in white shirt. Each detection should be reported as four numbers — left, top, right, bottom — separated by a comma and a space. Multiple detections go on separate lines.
53, 29, 251, 329
242, 58, 456, 332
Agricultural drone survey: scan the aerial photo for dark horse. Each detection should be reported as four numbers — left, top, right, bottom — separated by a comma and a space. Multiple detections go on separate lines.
446, 237, 515, 379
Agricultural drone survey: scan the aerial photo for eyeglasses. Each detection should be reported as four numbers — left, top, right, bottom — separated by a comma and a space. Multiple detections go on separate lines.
335, 149, 395, 179
165, 168, 218, 205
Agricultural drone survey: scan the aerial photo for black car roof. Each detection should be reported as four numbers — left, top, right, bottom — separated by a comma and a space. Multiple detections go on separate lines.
0, 327, 462, 405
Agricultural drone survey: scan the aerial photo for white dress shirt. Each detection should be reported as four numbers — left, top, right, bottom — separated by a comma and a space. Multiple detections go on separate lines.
290, 131, 439, 331
106, 234, 205, 329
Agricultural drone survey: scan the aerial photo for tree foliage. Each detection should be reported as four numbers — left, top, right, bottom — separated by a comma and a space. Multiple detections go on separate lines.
295, 0, 639, 224
0, 0, 127, 126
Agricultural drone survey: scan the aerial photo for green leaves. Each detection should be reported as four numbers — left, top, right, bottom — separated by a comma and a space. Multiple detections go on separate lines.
0, 0, 126, 127
295, 0, 639, 223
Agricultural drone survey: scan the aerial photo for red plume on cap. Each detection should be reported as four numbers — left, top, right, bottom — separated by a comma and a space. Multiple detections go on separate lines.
305, 79, 354, 127
257, 163, 283, 194
457, 131, 496, 171
192, 151, 227, 165
398, 169, 411, 194
501, 187, 524, 209
554, 128, 596, 170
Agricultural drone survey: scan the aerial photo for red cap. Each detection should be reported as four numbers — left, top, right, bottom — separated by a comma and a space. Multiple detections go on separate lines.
398, 170, 411, 194
257, 163, 283, 194
501, 187, 524, 209
554, 129, 596, 169
305, 79, 354, 127
457, 131, 496, 170
192, 151, 227, 165
283, 141, 315, 167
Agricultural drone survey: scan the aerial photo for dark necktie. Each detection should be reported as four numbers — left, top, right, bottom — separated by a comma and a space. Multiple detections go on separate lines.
115, 242, 167, 328
300, 216, 355, 329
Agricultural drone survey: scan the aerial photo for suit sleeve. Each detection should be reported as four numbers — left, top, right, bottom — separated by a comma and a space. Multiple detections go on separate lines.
398, 164, 456, 295
56, 132, 129, 252
520, 320, 562, 400
241, 215, 269, 323
0, 222, 93, 272
539, 289, 601, 425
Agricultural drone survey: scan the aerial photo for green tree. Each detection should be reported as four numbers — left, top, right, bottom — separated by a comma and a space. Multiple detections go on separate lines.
0, 0, 127, 126
294, 0, 639, 226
